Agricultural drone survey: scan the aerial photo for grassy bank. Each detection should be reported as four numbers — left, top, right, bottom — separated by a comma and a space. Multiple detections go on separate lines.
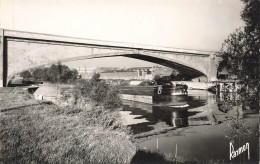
0, 88, 235, 164
0, 88, 135, 164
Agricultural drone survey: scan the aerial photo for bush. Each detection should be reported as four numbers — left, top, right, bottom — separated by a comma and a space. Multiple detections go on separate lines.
90, 72, 101, 85
104, 86, 122, 109
90, 80, 109, 103
69, 74, 122, 110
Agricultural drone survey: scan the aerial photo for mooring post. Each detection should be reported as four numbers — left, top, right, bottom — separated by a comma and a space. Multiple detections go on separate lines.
156, 138, 158, 150
175, 144, 178, 164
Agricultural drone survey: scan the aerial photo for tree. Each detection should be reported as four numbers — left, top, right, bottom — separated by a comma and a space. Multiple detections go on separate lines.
218, 28, 258, 81
31, 63, 78, 83
240, 0, 259, 33
218, 0, 259, 84
20, 70, 32, 79
32, 68, 49, 81
47, 62, 63, 83
218, 0, 259, 111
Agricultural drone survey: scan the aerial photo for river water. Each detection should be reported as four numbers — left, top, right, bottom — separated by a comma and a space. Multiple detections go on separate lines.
121, 90, 259, 163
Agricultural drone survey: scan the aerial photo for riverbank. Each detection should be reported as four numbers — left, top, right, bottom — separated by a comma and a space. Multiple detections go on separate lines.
0, 88, 136, 163
1, 87, 257, 163
0, 87, 187, 164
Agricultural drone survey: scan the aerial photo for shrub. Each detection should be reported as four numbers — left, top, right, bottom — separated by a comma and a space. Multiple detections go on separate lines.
70, 74, 122, 110
90, 72, 101, 85
104, 85, 122, 109
90, 80, 109, 103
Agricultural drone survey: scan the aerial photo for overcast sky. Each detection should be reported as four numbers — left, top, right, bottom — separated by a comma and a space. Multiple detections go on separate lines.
0, 0, 244, 69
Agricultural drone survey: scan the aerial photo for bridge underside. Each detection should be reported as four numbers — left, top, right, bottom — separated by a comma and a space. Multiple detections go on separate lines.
123, 54, 205, 78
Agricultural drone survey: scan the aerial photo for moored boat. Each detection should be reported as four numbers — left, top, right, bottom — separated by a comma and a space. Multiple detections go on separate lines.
119, 80, 187, 96
119, 80, 188, 104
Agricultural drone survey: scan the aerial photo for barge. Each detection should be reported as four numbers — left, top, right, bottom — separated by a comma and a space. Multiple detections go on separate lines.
119, 80, 188, 104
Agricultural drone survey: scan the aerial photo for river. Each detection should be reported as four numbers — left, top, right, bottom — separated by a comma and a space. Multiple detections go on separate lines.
120, 90, 258, 163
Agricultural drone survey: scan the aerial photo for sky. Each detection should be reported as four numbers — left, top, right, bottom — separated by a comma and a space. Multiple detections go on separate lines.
0, 0, 244, 69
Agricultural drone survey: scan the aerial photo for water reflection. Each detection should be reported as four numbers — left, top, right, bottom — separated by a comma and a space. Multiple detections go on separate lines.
122, 90, 259, 162
152, 106, 189, 128
122, 91, 218, 133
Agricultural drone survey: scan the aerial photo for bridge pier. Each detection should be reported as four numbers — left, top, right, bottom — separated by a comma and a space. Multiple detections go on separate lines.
0, 29, 4, 87
0, 29, 8, 87
207, 53, 220, 82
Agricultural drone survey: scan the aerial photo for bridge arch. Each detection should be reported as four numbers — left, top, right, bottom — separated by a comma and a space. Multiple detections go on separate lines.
7, 52, 207, 85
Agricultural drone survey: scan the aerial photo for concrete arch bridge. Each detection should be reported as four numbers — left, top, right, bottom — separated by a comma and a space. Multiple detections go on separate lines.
0, 29, 219, 87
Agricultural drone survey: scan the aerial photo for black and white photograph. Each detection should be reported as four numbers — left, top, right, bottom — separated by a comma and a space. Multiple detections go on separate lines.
0, 0, 259, 163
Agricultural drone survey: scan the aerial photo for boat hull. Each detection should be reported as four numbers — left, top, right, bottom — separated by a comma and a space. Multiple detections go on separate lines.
119, 85, 183, 96
119, 85, 186, 104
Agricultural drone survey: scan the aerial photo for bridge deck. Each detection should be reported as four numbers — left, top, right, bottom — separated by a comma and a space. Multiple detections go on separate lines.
3, 29, 213, 56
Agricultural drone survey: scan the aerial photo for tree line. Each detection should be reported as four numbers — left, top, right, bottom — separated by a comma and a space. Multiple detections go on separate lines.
20, 62, 79, 83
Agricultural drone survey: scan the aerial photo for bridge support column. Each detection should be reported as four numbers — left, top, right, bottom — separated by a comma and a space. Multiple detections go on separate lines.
207, 53, 219, 82
0, 29, 4, 87
0, 29, 7, 87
